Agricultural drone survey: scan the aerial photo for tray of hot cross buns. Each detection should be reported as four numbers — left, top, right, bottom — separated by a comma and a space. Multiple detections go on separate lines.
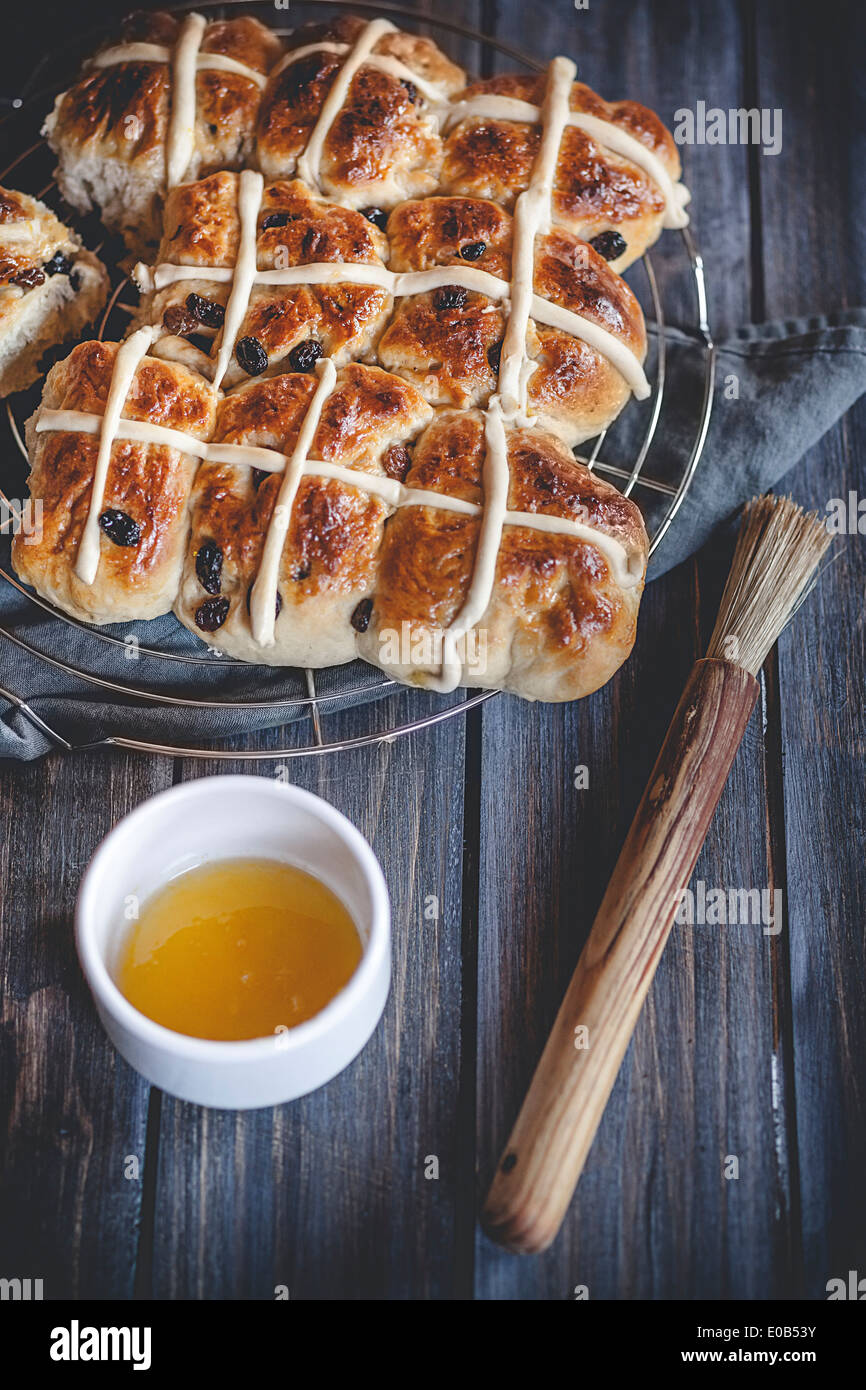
0, 4, 712, 737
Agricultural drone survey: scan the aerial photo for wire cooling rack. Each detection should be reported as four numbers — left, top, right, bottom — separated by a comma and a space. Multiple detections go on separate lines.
0, 0, 715, 758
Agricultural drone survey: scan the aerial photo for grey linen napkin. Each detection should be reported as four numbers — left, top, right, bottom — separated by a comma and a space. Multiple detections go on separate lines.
1, 309, 865, 760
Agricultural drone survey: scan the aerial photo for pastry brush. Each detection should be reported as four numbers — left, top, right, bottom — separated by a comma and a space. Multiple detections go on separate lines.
482, 493, 833, 1253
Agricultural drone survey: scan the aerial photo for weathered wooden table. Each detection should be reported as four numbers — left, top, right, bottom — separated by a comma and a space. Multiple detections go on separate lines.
0, 0, 863, 1300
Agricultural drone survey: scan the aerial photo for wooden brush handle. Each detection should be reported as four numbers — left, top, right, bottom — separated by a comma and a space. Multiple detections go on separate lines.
482, 657, 760, 1254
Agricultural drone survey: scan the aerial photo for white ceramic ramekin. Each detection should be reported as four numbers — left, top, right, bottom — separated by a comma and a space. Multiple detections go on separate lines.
75, 775, 390, 1109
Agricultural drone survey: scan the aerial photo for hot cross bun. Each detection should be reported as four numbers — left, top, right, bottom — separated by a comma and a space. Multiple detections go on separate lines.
43, 10, 284, 255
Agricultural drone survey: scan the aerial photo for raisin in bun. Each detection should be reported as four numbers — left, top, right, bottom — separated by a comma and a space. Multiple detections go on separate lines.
12, 339, 216, 624
0, 186, 108, 397
43, 10, 284, 256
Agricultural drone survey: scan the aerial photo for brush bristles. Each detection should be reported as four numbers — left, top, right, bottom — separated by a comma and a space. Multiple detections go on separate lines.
706, 495, 833, 676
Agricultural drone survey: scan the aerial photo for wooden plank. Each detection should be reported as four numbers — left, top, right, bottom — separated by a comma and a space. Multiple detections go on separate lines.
755, 0, 866, 1300
145, 0, 485, 1301
474, 0, 796, 1299
0, 750, 171, 1298
0, 0, 480, 1304
149, 697, 469, 1300
0, 0, 171, 1304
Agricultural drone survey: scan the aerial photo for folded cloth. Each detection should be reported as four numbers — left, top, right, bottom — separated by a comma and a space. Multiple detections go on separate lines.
2, 310, 865, 759
643, 311, 866, 578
